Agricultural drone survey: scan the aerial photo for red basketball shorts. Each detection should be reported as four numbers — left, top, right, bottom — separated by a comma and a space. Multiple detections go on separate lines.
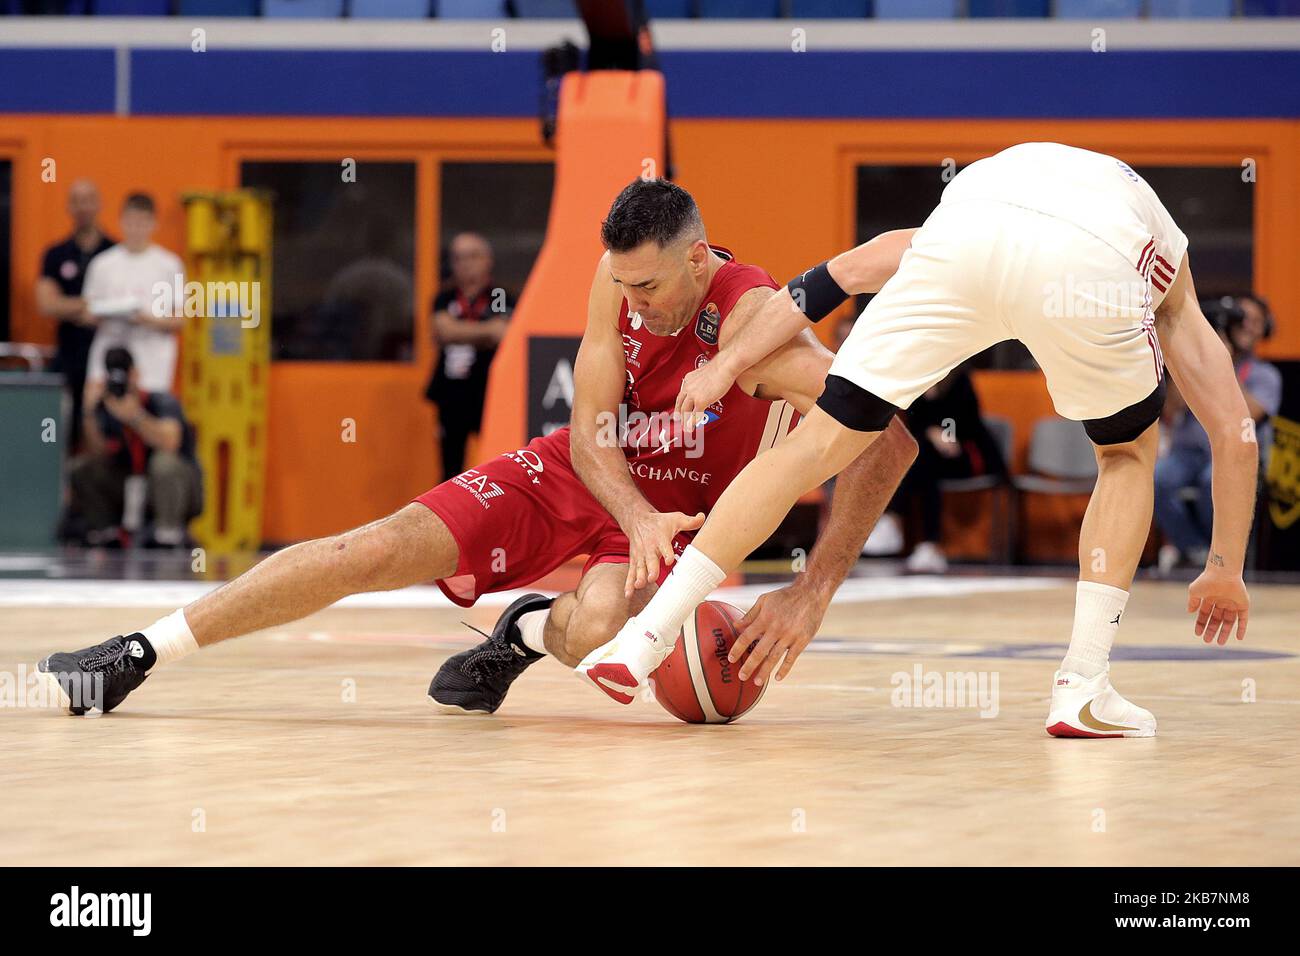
413, 429, 688, 607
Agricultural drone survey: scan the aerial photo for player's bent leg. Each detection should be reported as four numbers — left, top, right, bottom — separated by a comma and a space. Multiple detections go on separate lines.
1080, 415, 1160, 590
1047, 412, 1161, 739
547, 562, 655, 667
681, 404, 880, 571
577, 406, 879, 704
188, 503, 459, 645
40, 504, 459, 716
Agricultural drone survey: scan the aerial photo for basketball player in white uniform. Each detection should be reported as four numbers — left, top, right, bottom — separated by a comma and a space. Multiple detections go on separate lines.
578, 143, 1257, 738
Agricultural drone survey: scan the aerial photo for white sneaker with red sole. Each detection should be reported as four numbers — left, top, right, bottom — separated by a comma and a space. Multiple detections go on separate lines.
575, 622, 673, 705
1045, 670, 1157, 738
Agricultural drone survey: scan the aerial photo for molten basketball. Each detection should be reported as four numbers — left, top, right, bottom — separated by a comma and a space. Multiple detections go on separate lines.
649, 600, 767, 724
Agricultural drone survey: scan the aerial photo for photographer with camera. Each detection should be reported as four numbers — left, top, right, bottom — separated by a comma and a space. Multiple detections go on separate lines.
70, 347, 202, 549
1154, 294, 1281, 571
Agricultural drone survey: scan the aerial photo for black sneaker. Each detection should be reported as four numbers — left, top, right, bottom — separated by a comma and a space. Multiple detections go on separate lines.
38, 633, 155, 715
428, 593, 554, 715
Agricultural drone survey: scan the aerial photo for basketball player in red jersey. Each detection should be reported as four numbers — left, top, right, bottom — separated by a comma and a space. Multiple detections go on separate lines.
39, 179, 917, 717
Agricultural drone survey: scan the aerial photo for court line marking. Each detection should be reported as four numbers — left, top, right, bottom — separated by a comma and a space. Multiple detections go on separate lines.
60, 664, 1300, 707
0, 574, 1064, 609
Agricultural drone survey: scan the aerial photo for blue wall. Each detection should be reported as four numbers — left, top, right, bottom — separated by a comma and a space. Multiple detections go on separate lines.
2, 48, 1298, 117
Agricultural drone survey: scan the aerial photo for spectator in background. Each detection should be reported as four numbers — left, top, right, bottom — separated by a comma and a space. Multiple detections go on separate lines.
82, 192, 185, 397
70, 347, 202, 550
35, 178, 116, 453
1154, 294, 1280, 571
863, 365, 1007, 573
424, 232, 514, 478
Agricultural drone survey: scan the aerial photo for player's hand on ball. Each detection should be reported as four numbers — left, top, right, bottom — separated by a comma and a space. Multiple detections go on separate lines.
624, 509, 705, 597
1187, 567, 1249, 645
730, 585, 829, 686
675, 358, 737, 430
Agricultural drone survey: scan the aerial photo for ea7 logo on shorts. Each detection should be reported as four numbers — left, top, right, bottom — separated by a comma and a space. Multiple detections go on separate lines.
454, 469, 506, 508
695, 303, 720, 346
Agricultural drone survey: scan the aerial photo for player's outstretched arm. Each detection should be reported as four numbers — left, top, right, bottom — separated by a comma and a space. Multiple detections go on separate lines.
729, 333, 918, 684
827, 228, 918, 296
1156, 255, 1255, 644
675, 228, 917, 423
569, 254, 703, 597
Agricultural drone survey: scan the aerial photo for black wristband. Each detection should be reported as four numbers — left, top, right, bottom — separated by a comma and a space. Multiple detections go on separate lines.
786, 260, 849, 323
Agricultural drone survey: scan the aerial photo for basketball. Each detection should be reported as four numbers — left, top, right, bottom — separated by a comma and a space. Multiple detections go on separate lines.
649, 600, 767, 724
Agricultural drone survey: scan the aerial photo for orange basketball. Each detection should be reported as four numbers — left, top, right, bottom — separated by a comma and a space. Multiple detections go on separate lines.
649, 600, 767, 724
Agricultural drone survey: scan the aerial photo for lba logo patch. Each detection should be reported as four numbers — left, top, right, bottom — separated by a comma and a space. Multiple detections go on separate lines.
695, 302, 720, 346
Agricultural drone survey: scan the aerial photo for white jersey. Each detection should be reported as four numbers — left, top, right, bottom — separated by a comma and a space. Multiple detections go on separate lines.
83, 243, 185, 392
940, 142, 1188, 305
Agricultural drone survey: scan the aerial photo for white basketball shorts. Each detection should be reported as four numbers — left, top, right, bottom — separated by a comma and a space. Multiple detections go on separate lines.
823, 199, 1166, 426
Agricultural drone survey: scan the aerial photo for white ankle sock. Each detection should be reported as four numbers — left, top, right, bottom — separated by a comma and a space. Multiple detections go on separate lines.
517, 609, 549, 656
1061, 580, 1128, 679
634, 545, 726, 647
140, 608, 199, 672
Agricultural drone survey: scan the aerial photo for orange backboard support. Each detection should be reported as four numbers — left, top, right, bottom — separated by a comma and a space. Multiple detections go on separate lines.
476, 70, 667, 460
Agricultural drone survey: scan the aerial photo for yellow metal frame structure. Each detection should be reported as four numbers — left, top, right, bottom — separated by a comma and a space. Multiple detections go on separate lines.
180, 190, 273, 554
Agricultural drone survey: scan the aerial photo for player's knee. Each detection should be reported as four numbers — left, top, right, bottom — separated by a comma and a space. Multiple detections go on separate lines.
1096, 425, 1159, 472
564, 587, 643, 660
1094, 440, 1152, 481
564, 606, 621, 660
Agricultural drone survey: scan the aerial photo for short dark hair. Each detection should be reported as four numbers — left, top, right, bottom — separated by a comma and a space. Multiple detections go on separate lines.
600, 178, 703, 253
122, 192, 155, 216
104, 346, 134, 373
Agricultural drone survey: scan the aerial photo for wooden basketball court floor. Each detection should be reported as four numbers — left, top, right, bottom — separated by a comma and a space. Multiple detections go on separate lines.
2, 568, 1297, 867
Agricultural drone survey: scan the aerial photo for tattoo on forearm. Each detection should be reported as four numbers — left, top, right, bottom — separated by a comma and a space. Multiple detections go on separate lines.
1210, 552, 1225, 567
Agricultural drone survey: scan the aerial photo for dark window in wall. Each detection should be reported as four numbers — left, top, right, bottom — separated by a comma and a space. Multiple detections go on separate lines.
438, 162, 554, 300
854, 161, 1255, 371
0, 160, 10, 342
240, 161, 416, 362
855, 162, 1035, 370
1136, 166, 1253, 300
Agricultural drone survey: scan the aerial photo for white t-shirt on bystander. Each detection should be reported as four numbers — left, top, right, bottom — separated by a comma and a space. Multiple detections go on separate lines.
83, 243, 185, 392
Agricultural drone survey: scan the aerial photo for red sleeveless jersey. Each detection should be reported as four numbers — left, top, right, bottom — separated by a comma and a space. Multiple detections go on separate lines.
414, 246, 799, 606
613, 245, 798, 516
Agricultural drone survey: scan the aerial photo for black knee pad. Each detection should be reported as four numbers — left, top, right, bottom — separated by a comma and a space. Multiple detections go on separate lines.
1083, 379, 1166, 446
816, 374, 900, 433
